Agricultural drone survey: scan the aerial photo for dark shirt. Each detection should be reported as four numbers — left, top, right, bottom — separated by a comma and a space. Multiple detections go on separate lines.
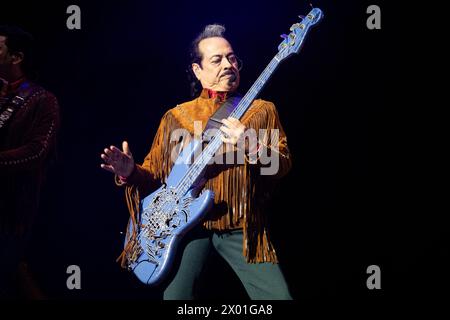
0, 79, 60, 235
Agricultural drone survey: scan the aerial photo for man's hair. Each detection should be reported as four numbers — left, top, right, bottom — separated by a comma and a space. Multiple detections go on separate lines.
0, 25, 35, 78
189, 24, 226, 66
187, 24, 226, 97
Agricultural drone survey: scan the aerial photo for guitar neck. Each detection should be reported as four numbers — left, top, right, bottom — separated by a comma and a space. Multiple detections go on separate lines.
175, 55, 282, 195
230, 55, 281, 120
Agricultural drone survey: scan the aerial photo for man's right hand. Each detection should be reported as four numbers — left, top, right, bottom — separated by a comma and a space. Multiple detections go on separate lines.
100, 141, 135, 178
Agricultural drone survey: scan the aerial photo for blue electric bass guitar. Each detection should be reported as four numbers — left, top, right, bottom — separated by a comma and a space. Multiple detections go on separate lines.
123, 8, 323, 285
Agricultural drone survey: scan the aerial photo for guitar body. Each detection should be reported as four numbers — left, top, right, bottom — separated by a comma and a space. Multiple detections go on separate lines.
126, 139, 215, 285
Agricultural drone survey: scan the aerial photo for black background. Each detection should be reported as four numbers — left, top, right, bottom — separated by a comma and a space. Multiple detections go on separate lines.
1, 0, 446, 303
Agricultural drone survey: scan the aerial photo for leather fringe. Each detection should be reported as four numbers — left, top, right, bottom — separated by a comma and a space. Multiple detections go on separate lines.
116, 185, 141, 268
118, 97, 290, 265
202, 100, 284, 263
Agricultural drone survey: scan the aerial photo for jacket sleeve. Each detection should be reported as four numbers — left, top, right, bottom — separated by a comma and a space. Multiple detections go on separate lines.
0, 92, 59, 174
116, 109, 182, 197
242, 100, 292, 179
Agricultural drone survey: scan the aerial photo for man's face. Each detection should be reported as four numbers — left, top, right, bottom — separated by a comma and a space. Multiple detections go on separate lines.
0, 35, 13, 76
193, 37, 240, 92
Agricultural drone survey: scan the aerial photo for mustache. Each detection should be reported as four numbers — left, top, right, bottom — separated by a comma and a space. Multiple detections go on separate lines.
221, 70, 237, 78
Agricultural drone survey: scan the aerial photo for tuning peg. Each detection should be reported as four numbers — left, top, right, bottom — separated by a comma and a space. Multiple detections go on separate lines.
290, 23, 301, 31
298, 15, 305, 19
280, 34, 288, 39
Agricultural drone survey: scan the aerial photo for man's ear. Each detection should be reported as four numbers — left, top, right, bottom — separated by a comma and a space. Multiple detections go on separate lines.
11, 52, 24, 65
192, 63, 201, 80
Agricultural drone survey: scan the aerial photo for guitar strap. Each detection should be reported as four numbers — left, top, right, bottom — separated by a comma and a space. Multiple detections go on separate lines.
0, 80, 44, 130
202, 94, 242, 142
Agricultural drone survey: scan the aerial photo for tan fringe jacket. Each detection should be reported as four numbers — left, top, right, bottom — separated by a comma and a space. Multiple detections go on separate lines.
119, 89, 291, 263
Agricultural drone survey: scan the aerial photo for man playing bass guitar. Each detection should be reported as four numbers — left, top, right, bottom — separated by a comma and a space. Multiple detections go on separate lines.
101, 24, 292, 300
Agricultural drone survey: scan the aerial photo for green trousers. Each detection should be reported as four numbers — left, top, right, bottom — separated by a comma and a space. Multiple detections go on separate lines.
163, 227, 292, 300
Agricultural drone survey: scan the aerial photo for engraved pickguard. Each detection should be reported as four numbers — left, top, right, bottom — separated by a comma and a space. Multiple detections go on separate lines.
136, 185, 193, 265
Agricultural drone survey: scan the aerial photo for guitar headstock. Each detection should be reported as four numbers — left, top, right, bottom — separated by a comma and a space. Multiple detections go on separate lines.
276, 8, 323, 61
